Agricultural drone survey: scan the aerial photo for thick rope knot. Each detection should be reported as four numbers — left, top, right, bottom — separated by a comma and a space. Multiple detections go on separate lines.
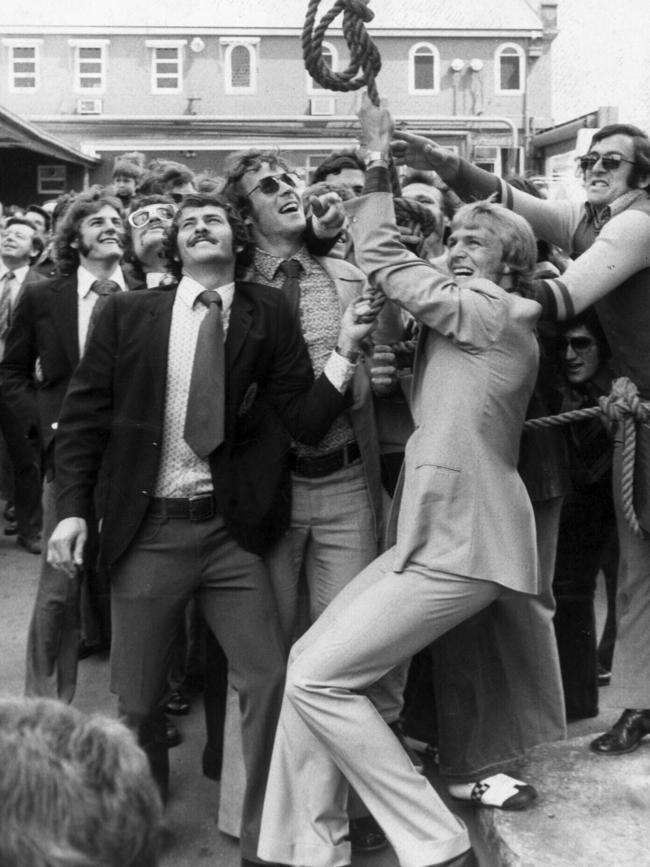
303, 0, 382, 104
598, 376, 648, 425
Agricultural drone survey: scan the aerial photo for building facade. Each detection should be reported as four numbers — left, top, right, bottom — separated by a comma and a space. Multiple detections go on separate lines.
1, 0, 558, 203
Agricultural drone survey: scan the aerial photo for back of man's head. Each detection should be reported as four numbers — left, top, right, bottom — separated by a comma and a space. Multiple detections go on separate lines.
0, 697, 162, 867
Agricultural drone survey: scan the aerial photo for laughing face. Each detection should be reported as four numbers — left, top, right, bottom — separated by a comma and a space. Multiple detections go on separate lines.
241, 162, 306, 249
446, 220, 505, 286
560, 325, 601, 386
72, 205, 125, 266
583, 134, 639, 209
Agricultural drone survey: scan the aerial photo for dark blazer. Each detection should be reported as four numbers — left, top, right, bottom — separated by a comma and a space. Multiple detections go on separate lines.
53, 282, 349, 563
0, 270, 142, 468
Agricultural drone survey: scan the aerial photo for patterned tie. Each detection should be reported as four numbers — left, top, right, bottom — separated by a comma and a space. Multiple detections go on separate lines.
85, 279, 121, 351
278, 259, 302, 322
183, 290, 226, 458
0, 271, 16, 340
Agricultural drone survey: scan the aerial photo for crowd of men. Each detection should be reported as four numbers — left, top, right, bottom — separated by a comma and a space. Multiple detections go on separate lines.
0, 97, 649, 867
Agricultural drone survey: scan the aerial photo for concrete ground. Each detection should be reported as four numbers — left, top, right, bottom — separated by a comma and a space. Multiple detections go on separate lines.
0, 517, 638, 867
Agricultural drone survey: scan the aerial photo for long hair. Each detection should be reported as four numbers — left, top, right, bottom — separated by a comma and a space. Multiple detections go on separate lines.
53, 188, 124, 276
589, 123, 650, 191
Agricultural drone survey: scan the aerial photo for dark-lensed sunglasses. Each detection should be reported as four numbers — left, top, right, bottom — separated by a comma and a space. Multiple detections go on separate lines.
128, 205, 177, 228
557, 336, 595, 354
576, 152, 636, 173
247, 172, 299, 197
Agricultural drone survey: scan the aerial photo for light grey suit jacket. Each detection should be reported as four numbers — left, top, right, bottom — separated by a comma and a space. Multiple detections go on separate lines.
348, 192, 541, 594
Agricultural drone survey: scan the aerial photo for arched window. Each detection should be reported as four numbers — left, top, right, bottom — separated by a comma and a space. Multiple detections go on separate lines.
222, 38, 258, 94
495, 43, 525, 94
408, 42, 440, 94
307, 41, 338, 93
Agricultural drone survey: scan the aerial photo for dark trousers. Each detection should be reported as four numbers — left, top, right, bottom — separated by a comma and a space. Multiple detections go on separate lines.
109, 509, 286, 861
0, 398, 42, 539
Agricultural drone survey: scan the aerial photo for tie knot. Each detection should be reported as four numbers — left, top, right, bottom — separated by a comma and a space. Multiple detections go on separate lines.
197, 290, 222, 309
279, 259, 302, 279
90, 279, 121, 297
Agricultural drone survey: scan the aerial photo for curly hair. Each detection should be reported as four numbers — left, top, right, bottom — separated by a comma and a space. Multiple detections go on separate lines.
53, 188, 124, 276
162, 192, 252, 280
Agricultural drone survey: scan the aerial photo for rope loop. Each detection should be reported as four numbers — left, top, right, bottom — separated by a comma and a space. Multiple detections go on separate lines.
303, 0, 382, 104
598, 376, 649, 425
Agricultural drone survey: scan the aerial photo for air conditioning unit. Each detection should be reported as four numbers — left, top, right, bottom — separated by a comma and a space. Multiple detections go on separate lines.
77, 98, 102, 115
309, 97, 335, 116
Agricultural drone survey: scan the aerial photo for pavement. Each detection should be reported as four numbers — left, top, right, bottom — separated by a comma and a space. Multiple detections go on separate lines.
0, 516, 644, 867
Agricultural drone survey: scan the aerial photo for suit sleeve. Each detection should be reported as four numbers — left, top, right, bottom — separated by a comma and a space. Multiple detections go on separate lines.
265, 294, 350, 444
54, 299, 117, 520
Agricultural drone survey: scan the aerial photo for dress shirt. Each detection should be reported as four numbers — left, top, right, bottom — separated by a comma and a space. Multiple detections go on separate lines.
146, 272, 167, 288
76, 264, 127, 355
154, 276, 234, 497
0, 263, 31, 300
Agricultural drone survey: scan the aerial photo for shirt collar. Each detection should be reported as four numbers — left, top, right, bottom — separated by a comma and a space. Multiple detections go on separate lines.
584, 189, 648, 230
145, 271, 167, 288
77, 264, 127, 299
253, 245, 313, 282
177, 274, 235, 313
0, 264, 29, 283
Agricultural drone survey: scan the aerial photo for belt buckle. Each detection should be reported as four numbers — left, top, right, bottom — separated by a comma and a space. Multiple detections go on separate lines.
188, 494, 214, 522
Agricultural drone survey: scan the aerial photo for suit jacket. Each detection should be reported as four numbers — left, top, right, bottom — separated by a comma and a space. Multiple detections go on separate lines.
348, 192, 541, 594
53, 282, 349, 565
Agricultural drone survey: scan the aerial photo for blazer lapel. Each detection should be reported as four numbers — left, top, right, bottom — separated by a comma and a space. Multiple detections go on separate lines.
50, 276, 80, 369
226, 285, 253, 369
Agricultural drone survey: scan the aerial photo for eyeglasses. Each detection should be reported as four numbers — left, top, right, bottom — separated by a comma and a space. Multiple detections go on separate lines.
128, 204, 177, 228
576, 152, 636, 173
558, 336, 596, 355
247, 172, 300, 197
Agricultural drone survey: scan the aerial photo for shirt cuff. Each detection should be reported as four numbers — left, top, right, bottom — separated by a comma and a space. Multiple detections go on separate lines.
324, 350, 356, 393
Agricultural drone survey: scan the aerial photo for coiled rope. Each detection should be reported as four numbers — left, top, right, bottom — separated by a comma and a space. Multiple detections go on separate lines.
524, 377, 650, 536
302, 0, 401, 194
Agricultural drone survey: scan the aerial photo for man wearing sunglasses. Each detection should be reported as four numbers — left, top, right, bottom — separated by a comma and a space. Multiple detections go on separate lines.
390, 123, 650, 759
125, 196, 177, 288
0, 189, 140, 705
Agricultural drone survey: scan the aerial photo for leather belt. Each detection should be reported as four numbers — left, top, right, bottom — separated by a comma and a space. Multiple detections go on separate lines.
148, 493, 216, 522
289, 442, 361, 479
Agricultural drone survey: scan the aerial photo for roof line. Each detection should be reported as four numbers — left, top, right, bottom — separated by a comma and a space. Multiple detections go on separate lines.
0, 103, 99, 166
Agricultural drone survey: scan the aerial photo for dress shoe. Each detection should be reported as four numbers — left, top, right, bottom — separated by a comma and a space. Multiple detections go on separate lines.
165, 689, 190, 715
449, 773, 537, 810
17, 534, 41, 555
348, 815, 387, 853
3, 522, 18, 536
3, 503, 15, 522
589, 708, 650, 755
165, 717, 182, 748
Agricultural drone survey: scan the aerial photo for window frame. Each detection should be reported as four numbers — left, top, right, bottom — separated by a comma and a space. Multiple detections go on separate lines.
494, 42, 525, 95
69, 39, 110, 93
408, 42, 440, 95
145, 39, 186, 94
220, 37, 259, 95
3, 38, 43, 93
306, 41, 338, 94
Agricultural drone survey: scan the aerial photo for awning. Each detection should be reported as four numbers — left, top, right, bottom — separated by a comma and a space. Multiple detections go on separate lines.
0, 103, 99, 166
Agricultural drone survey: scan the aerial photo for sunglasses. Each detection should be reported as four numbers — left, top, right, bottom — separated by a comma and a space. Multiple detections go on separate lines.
576, 152, 636, 173
247, 172, 300, 197
558, 336, 595, 354
128, 205, 177, 228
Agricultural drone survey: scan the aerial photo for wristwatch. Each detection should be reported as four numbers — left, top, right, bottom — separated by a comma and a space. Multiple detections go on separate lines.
365, 150, 390, 167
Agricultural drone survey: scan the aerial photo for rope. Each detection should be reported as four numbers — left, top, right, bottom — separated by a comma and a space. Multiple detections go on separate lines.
302, 0, 401, 195
524, 377, 650, 536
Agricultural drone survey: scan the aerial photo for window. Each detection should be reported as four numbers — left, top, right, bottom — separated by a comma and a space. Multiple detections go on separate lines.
495, 43, 525, 93
307, 41, 338, 93
220, 38, 259, 94
408, 43, 440, 94
37, 165, 67, 196
146, 40, 186, 93
3, 40, 42, 91
69, 39, 109, 92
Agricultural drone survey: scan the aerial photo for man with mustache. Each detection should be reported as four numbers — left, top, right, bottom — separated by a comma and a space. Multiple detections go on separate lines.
44, 191, 377, 864
0, 188, 137, 702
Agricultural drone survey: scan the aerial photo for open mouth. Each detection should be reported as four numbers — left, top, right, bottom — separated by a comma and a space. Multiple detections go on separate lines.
279, 201, 300, 215
188, 235, 215, 247
451, 266, 473, 277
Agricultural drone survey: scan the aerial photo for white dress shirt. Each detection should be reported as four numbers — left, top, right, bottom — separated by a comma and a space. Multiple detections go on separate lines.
76, 264, 127, 356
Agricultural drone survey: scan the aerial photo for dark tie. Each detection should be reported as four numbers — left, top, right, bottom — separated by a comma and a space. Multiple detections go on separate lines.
0, 271, 16, 340
278, 259, 302, 322
85, 279, 121, 351
183, 290, 226, 458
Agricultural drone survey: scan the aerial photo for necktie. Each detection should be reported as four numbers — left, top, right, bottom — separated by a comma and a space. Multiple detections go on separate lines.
0, 271, 16, 340
85, 279, 121, 351
278, 259, 302, 322
183, 290, 226, 458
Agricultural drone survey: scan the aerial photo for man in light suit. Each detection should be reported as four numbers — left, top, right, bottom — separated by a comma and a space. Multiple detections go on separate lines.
0, 190, 139, 701
257, 98, 544, 867
45, 192, 377, 865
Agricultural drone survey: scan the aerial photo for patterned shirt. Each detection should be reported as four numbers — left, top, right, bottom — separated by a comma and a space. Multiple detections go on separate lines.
154, 276, 234, 497
253, 246, 355, 456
